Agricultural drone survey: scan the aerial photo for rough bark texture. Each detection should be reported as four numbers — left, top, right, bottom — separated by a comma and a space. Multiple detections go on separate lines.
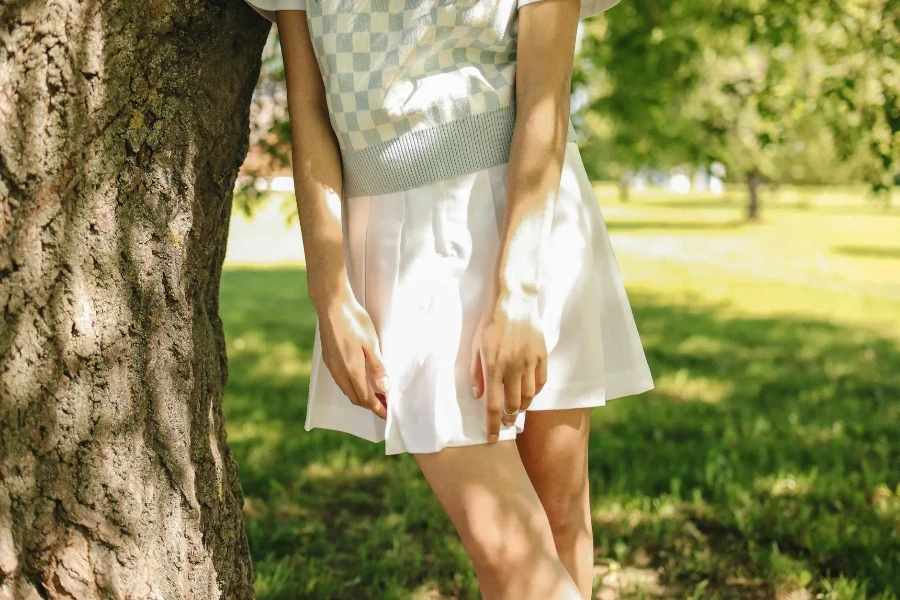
0, 1, 269, 598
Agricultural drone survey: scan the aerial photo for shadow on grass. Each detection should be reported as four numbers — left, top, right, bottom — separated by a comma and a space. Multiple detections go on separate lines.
220, 266, 900, 600
832, 244, 900, 260
605, 220, 745, 232
625, 196, 900, 217
626, 198, 742, 211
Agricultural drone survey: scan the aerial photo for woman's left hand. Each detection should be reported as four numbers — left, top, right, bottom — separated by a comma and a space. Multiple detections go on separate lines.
470, 289, 548, 443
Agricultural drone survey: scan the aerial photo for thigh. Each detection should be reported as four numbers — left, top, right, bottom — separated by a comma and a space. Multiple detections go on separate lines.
516, 408, 592, 512
414, 441, 557, 552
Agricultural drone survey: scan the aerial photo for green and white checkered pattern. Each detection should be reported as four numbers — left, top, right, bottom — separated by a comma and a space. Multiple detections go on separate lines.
306, 0, 520, 152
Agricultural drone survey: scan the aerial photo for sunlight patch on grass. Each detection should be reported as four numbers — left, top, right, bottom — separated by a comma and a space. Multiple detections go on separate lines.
871, 484, 900, 519
273, 496, 312, 520
676, 334, 728, 357
253, 555, 305, 599
754, 473, 816, 498
654, 368, 734, 403
246, 340, 311, 383
408, 582, 456, 600
226, 330, 268, 356
226, 414, 285, 445
228, 420, 286, 476
592, 497, 682, 530
594, 563, 675, 599
303, 456, 390, 481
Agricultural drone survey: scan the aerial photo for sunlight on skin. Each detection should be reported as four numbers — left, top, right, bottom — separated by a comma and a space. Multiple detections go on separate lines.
495, 209, 553, 299
460, 481, 585, 600
495, 0, 579, 297
321, 184, 342, 221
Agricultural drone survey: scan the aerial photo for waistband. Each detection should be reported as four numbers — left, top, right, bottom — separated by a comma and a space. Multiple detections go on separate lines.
339, 104, 579, 197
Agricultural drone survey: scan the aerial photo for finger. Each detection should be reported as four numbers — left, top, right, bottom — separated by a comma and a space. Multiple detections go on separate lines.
346, 351, 369, 404
362, 335, 391, 394
470, 340, 484, 399
366, 381, 388, 420
520, 362, 537, 412
333, 370, 363, 407
485, 357, 504, 443
369, 371, 387, 407
352, 362, 387, 420
501, 368, 522, 427
536, 353, 549, 396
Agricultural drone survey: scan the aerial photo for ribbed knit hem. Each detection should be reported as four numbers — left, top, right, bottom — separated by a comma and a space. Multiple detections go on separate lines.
341, 105, 579, 197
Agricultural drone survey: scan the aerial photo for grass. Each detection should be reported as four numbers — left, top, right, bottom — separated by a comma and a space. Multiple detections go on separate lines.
221, 183, 900, 599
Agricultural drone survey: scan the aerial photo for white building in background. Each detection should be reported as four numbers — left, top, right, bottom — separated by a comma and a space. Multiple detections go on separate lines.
693, 166, 709, 192
624, 163, 725, 196
709, 161, 726, 195
667, 172, 691, 195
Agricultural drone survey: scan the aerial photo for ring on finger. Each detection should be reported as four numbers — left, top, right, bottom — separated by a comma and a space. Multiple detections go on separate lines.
502, 406, 519, 417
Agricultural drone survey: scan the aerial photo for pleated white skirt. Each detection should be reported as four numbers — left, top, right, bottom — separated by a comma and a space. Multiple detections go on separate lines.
306, 142, 654, 455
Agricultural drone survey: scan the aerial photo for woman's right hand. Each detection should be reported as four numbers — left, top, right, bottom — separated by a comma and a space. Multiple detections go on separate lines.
315, 281, 391, 420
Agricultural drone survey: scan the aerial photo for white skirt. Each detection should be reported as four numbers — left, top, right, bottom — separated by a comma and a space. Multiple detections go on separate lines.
306, 142, 654, 455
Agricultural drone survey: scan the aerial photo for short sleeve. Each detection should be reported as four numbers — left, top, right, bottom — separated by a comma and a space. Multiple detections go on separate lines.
245, 0, 307, 23
517, 0, 621, 20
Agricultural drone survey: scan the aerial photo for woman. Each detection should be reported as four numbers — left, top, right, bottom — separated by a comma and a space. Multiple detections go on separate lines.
244, 1, 654, 598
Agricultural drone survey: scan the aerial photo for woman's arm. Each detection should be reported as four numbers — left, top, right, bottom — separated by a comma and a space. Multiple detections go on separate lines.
495, 0, 580, 300
276, 10, 349, 311
471, 0, 581, 442
277, 10, 391, 417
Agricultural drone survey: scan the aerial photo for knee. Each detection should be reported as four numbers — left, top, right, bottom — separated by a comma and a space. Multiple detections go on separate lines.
459, 516, 552, 582
543, 488, 591, 548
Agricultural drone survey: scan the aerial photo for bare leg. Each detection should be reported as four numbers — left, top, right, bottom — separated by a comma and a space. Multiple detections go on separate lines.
516, 408, 593, 598
414, 440, 583, 600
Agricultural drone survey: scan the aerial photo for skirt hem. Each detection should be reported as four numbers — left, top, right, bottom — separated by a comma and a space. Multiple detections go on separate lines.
304, 368, 655, 455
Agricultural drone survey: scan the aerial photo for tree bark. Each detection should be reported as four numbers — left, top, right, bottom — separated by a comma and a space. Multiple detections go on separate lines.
0, 1, 269, 598
618, 175, 631, 203
747, 168, 763, 220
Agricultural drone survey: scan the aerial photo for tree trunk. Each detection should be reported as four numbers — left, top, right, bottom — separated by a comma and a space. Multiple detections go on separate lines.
618, 176, 631, 203
0, 2, 269, 598
747, 168, 763, 220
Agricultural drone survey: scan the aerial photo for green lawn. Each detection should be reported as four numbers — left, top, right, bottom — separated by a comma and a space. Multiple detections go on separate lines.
221, 184, 900, 599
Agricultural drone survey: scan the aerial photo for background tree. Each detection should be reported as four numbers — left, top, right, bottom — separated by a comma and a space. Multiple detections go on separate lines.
0, 1, 268, 598
578, 0, 900, 219
236, 30, 293, 219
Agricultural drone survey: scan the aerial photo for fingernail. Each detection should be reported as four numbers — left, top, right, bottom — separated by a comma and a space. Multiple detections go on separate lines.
471, 385, 479, 398
488, 434, 498, 444
379, 376, 392, 392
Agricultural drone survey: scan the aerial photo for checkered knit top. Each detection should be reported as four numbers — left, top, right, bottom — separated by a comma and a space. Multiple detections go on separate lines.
247, 0, 620, 197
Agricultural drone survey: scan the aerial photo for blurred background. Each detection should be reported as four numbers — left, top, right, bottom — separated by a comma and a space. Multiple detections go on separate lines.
224, 3, 899, 599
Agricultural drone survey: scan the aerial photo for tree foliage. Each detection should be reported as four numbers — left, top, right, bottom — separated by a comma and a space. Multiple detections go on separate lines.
577, 0, 899, 215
